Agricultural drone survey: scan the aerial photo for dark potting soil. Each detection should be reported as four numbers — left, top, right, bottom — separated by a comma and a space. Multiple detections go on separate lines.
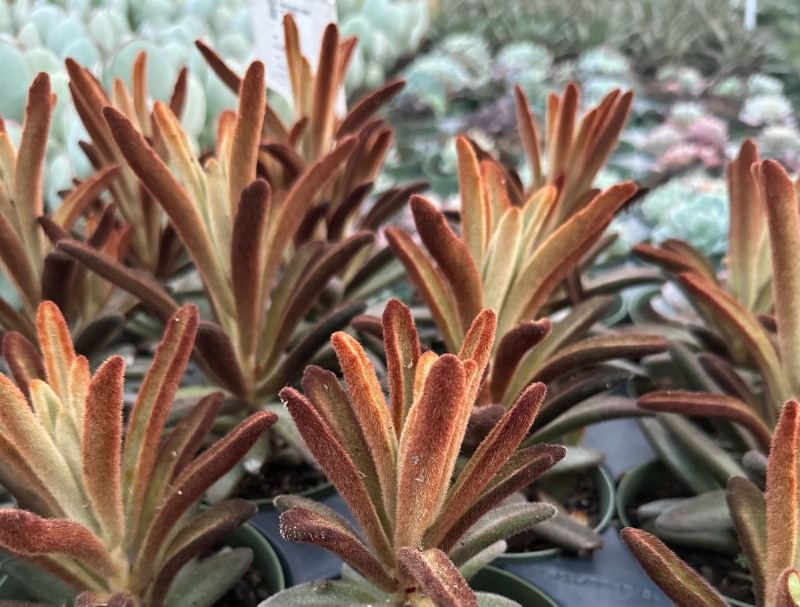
506, 472, 601, 554
627, 473, 755, 605
231, 432, 328, 500
210, 563, 273, 607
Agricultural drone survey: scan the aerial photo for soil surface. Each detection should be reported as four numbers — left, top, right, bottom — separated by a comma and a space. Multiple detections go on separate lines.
506, 472, 601, 554
231, 432, 328, 500
212, 565, 273, 607
627, 471, 755, 605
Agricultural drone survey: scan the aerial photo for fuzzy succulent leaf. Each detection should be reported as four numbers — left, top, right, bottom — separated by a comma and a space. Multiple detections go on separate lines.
620, 528, 727, 607
398, 547, 479, 607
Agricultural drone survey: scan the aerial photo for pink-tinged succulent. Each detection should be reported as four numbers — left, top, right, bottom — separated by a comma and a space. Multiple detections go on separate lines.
265, 299, 563, 606
621, 399, 800, 607
0, 302, 276, 605
57, 59, 373, 409
197, 15, 421, 300
0, 73, 128, 347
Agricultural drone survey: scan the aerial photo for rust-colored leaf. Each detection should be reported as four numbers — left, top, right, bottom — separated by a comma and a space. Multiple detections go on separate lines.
194, 321, 249, 398
122, 304, 199, 534
434, 444, 565, 552
436, 383, 547, 543
727, 476, 767, 606
228, 62, 265, 218
332, 331, 398, 520
338, 79, 405, 137
280, 507, 395, 592
231, 179, 271, 361
411, 195, 483, 330
2, 331, 45, 399
620, 528, 727, 607
757, 159, 800, 397
83, 355, 125, 547
57, 240, 179, 322
456, 137, 485, 265
385, 227, 461, 351
132, 411, 276, 589
279, 387, 394, 565
397, 354, 467, 549
490, 319, 552, 404
638, 391, 771, 452
383, 299, 421, 435
0, 510, 117, 578
36, 302, 75, 404
765, 399, 800, 606
397, 547, 478, 607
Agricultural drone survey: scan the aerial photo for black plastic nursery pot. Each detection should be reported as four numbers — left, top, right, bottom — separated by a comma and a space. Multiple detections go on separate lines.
0, 522, 285, 604
616, 459, 753, 607
470, 566, 559, 607
494, 464, 616, 565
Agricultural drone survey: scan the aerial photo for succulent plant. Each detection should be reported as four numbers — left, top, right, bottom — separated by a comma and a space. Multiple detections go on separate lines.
198, 16, 414, 301
578, 46, 631, 79
264, 299, 564, 606
628, 154, 800, 556
67, 51, 190, 278
58, 59, 371, 409
756, 124, 800, 172
0, 301, 276, 605
639, 174, 729, 257
621, 399, 800, 607
0, 72, 132, 351
655, 65, 706, 97
739, 94, 794, 127
338, 0, 431, 93
377, 130, 668, 552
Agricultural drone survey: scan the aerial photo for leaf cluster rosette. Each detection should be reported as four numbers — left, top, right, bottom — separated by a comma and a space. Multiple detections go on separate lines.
0, 73, 130, 350
264, 299, 564, 606
0, 301, 276, 605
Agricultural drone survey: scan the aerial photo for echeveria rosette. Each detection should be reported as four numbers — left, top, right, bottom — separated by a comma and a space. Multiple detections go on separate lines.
263, 299, 563, 607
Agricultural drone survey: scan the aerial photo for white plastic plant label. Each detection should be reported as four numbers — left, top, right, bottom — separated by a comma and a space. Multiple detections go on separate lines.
249, 0, 347, 115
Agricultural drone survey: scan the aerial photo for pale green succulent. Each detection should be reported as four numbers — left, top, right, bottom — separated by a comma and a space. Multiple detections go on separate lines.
578, 46, 631, 78
640, 174, 729, 258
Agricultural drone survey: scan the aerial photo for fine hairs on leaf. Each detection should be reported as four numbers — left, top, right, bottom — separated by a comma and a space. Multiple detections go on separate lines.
0, 302, 276, 606
264, 299, 563, 606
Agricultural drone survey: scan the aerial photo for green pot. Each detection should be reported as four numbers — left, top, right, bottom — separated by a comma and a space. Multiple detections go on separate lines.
225, 521, 286, 595
0, 522, 285, 603
250, 481, 337, 512
616, 459, 754, 607
470, 566, 560, 607
494, 465, 615, 564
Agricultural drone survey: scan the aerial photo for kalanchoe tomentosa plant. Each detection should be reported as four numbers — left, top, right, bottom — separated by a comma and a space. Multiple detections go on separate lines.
621, 399, 800, 607
58, 58, 372, 409
0, 72, 128, 350
264, 299, 564, 606
0, 302, 276, 606
626, 157, 800, 554
197, 15, 421, 302
66, 51, 191, 279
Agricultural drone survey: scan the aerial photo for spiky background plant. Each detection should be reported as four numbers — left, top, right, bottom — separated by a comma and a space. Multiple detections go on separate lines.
0, 301, 275, 606
66, 52, 191, 279
265, 299, 564, 606
58, 60, 372, 409
626, 158, 800, 554
197, 15, 420, 300
0, 72, 130, 350
620, 399, 800, 607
